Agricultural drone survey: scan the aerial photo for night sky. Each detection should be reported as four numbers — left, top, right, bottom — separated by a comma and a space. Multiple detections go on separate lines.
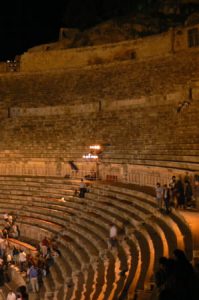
0, 1, 197, 61
0, 0, 161, 60
0, 1, 65, 60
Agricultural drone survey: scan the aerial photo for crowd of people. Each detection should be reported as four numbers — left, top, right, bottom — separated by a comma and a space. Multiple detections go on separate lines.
6, 286, 28, 300
0, 173, 198, 299
0, 212, 62, 299
151, 249, 199, 300
155, 172, 195, 213
2, 213, 20, 239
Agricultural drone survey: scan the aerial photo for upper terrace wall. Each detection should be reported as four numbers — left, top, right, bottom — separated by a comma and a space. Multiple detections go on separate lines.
0, 24, 199, 183
19, 24, 199, 73
20, 31, 171, 72
0, 80, 198, 184
1, 50, 199, 109
8, 85, 192, 117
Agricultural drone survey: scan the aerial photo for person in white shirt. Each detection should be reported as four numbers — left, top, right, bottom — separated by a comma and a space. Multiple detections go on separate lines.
79, 179, 87, 198
6, 291, 16, 300
109, 224, 118, 249
10, 224, 19, 238
7, 253, 12, 264
19, 250, 26, 272
3, 213, 8, 222
155, 182, 163, 210
40, 243, 48, 257
8, 215, 13, 224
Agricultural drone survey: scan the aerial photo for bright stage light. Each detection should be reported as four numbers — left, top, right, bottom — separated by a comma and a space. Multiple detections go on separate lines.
89, 145, 101, 150
83, 153, 98, 159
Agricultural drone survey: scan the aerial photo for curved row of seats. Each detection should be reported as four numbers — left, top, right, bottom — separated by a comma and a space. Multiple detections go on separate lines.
0, 176, 193, 300
0, 99, 198, 175
0, 50, 199, 108
0, 261, 27, 300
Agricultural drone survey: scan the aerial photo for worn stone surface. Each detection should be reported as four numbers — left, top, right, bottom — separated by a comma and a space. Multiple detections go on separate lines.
0, 27, 198, 180
0, 50, 199, 109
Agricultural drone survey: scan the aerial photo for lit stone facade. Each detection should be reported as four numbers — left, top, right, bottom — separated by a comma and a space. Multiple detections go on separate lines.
0, 24, 198, 185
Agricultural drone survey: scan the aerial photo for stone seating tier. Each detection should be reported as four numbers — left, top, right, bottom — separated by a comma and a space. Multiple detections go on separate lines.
85, 186, 182, 267
0, 50, 199, 108
0, 176, 192, 300
96, 181, 193, 258
0, 207, 127, 298
0, 239, 38, 300
0, 100, 198, 173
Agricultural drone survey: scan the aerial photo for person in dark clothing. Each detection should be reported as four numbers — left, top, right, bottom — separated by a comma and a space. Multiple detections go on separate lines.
159, 249, 199, 300
79, 179, 87, 198
13, 246, 19, 265
155, 257, 169, 288
176, 177, 185, 209
17, 286, 29, 300
184, 181, 193, 207
163, 184, 171, 214
169, 176, 177, 208
158, 258, 176, 300
0, 265, 4, 287
172, 249, 198, 300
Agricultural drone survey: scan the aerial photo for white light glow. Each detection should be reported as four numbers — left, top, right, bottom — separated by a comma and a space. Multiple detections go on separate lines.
89, 145, 101, 150
83, 153, 98, 159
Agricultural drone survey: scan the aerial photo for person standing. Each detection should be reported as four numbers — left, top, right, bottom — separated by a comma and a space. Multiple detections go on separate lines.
163, 184, 171, 214
79, 179, 86, 198
184, 181, 193, 207
3, 213, 8, 222
28, 264, 39, 293
109, 224, 118, 249
184, 171, 191, 184
169, 176, 177, 207
155, 183, 163, 210
176, 176, 185, 209
19, 250, 26, 272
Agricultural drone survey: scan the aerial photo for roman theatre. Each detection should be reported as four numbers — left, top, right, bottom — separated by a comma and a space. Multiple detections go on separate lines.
0, 22, 199, 300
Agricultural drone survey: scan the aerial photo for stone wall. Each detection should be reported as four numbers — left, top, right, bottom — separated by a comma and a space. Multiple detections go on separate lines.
0, 158, 96, 178
1, 50, 199, 109
20, 31, 172, 72
99, 163, 194, 187
0, 62, 6, 73
11, 102, 99, 117
7, 89, 186, 117
19, 24, 199, 73
0, 27, 199, 183
0, 79, 198, 181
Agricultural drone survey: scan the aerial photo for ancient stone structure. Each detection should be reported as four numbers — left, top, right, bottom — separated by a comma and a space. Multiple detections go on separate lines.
0, 175, 194, 300
0, 23, 199, 186
0, 22, 199, 300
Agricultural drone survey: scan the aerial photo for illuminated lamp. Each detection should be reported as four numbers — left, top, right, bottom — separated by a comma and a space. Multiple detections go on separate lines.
89, 145, 101, 150
83, 153, 98, 159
